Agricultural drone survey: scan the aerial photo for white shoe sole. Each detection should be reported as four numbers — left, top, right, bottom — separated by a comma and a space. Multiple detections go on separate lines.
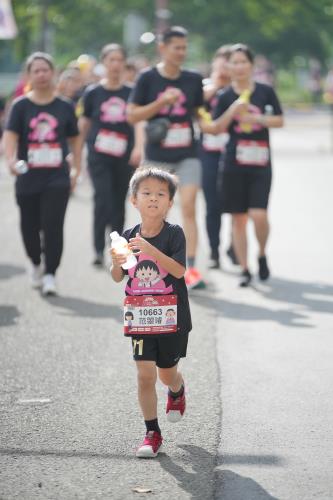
136, 444, 163, 458
166, 410, 184, 423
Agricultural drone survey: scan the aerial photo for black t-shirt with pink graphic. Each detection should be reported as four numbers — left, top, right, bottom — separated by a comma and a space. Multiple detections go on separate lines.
213, 82, 283, 171
122, 222, 192, 337
6, 96, 78, 195
129, 67, 203, 163
83, 84, 134, 161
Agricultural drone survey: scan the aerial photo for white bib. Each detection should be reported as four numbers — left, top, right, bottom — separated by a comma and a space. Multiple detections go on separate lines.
162, 123, 191, 149
28, 143, 62, 168
202, 133, 228, 152
95, 129, 128, 157
124, 295, 177, 335
236, 140, 269, 166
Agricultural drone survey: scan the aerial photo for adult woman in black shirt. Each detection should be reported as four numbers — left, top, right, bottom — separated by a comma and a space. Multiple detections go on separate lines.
201, 44, 283, 286
79, 44, 137, 267
3, 52, 81, 295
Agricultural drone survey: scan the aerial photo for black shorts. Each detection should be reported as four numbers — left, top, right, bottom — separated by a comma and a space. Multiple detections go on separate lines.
131, 332, 189, 368
221, 167, 272, 213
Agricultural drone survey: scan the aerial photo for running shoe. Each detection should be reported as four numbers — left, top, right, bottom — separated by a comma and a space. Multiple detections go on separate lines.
185, 267, 206, 289
166, 389, 186, 423
42, 274, 57, 296
92, 253, 104, 267
208, 250, 220, 269
226, 245, 239, 265
239, 269, 252, 288
136, 431, 163, 458
30, 263, 44, 289
258, 256, 270, 281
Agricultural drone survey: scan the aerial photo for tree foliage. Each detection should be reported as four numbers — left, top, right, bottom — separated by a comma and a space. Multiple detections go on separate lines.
7, 0, 333, 67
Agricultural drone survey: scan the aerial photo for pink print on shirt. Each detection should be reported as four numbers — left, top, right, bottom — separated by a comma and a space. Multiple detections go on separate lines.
158, 87, 187, 117
29, 113, 58, 142
100, 97, 126, 123
125, 253, 173, 295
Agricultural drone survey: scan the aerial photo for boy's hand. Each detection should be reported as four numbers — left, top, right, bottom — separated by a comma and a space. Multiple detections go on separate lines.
128, 233, 156, 257
109, 248, 127, 267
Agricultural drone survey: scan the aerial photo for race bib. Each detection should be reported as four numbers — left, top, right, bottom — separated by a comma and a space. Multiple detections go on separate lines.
236, 140, 269, 166
95, 129, 128, 157
202, 133, 228, 152
124, 295, 177, 335
162, 123, 191, 149
28, 143, 62, 168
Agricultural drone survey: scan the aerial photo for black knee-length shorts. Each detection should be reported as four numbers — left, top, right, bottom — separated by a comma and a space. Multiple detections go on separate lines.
221, 167, 272, 213
131, 332, 189, 368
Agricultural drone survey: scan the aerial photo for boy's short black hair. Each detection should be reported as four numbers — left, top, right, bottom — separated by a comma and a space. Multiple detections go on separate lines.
129, 166, 178, 200
159, 26, 188, 44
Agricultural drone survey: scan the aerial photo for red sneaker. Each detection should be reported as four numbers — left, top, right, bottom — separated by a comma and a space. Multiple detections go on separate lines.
185, 267, 206, 290
166, 389, 186, 423
136, 431, 163, 458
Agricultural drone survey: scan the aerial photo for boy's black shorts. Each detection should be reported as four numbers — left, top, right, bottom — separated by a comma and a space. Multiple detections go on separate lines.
131, 332, 189, 368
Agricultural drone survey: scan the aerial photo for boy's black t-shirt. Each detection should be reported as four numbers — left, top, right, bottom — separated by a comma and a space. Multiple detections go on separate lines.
6, 96, 78, 195
129, 67, 203, 163
213, 82, 283, 171
83, 83, 134, 161
122, 221, 192, 337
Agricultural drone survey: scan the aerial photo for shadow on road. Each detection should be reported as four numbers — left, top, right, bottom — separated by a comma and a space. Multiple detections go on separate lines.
0, 263, 25, 281
190, 275, 333, 328
0, 305, 20, 327
0, 445, 282, 499
158, 444, 282, 500
44, 295, 122, 320
216, 470, 279, 500
258, 277, 333, 316
0, 447, 135, 461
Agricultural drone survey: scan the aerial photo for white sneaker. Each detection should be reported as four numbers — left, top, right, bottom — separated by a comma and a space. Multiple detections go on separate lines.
42, 274, 57, 296
30, 264, 44, 289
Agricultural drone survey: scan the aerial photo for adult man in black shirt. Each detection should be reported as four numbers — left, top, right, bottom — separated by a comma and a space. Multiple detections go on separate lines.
127, 26, 205, 289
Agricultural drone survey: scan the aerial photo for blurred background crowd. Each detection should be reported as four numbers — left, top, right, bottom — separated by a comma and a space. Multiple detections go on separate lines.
1, 0, 333, 114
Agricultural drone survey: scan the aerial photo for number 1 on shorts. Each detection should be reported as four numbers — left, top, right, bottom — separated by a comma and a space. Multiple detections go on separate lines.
133, 339, 144, 356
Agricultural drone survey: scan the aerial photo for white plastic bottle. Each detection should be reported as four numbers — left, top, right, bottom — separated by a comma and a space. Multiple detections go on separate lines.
15, 160, 28, 175
110, 231, 137, 270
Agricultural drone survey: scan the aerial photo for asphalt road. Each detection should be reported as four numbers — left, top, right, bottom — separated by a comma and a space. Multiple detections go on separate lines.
0, 109, 333, 499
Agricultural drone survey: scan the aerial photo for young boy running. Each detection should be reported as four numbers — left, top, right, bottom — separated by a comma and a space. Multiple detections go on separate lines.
110, 167, 192, 458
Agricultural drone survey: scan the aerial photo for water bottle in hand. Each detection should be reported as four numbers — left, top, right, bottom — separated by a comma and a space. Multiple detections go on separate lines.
15, 160, 28, 175
110, 231, 137, 270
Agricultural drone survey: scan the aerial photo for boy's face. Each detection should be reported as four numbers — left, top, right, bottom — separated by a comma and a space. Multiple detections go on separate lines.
131, 178, 173, 218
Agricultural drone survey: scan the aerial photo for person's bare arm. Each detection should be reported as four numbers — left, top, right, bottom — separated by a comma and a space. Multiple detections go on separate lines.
127, 88, 182, 125
78, 116, 92, 147
3, 130, 19, 175
241, 113, 284, 128
200, 99, 248, 135
67, 135, 82, 191
110, 249, 126, 282
129, 122, 145, 167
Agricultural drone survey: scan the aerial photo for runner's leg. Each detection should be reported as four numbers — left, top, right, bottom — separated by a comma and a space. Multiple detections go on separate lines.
41, 186, 70, 275
232, 213, 249, 270
179, 184, 199, 261
249, 208, 270, 256
136, 361, 158, 420
16, 193, 42, 266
